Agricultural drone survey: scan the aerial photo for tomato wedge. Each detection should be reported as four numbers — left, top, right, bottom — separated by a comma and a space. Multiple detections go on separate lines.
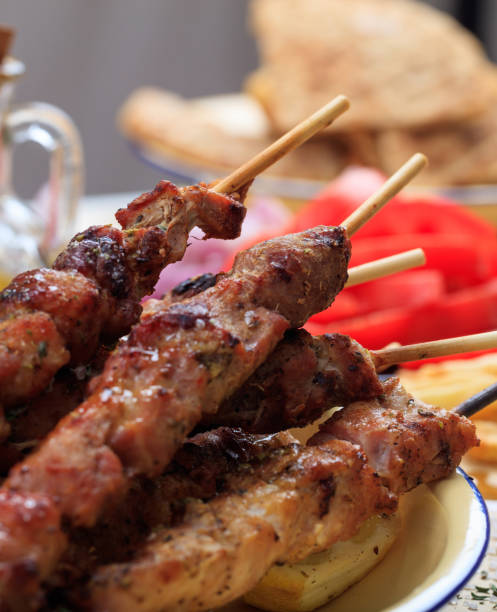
311, 292, 363, 325
350, 234, 497, 290
287, 167, 497, 242
307, 280, 497, 351
347, 269, 445, 314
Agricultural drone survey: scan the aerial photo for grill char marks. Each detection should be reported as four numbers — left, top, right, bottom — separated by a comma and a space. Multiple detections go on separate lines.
171, 273, 218, 300
0, 181, 246, 410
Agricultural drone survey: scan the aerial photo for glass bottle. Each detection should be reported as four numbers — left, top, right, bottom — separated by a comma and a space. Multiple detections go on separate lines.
0, 56, 84, 284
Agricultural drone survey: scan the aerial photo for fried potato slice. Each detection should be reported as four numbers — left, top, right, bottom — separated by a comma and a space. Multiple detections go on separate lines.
244, 512, 401, 612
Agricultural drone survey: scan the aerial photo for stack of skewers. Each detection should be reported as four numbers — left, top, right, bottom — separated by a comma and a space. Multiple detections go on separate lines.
0, 96, 495, 612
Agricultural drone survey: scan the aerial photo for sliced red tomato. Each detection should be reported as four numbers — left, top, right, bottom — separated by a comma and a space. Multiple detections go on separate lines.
311, 292, 362, 324
350, 234, 497, 291
306, 308, 414, 350
346, 269, 445, 314
312, 270, 444, 325
222, 167, 497, 355
306, 279, 497, 351
287, 168, 496, 242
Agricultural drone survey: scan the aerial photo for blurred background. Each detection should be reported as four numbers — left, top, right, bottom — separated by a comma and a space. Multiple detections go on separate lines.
3, 0, 497, 196
4, 0, 497, 567
1, 4, 497, 606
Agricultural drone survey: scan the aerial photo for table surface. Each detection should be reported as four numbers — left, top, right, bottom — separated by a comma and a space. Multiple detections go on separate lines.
75, 192, 497, 612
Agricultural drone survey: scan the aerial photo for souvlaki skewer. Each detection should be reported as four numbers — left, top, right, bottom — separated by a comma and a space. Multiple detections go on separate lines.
35, 381, 483, 609
45, 377, 492, 610
83, 379, 477, 612
0, 96, 349, 413
0, 247, 425, 462
203, 329, 497, 433
1, 96, 413, 447
0, 183, 246, 410
0, 153, 425, 609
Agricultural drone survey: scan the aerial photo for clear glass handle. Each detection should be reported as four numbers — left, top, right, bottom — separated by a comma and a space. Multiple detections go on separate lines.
5, 101, 84, 260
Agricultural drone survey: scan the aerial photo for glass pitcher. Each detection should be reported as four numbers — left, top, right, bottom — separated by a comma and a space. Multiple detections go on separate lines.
0, 56, 84, 284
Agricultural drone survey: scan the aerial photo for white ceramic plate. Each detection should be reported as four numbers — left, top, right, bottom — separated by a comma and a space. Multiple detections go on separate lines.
222, 468, 489, 612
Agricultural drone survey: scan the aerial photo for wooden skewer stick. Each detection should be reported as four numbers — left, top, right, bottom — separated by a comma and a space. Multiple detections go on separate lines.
213, 95, 350, 194
341, 153, 427, 236
373, 330, 497, 372
346, 248, 425, 288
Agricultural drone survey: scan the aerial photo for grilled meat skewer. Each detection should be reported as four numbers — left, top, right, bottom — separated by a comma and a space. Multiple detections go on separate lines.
309, 377, 477, 495
0, 329, 377, 473
0, 94, 355, 415
0, 276, 221, 471
0, 225, 351, 608
0, 289, 374, 474
0, 181, 245, 411
1, 319, 482, 477
202, 328, 381, 433
88, 437, 395, 612
45, 427, 296, 600
202, 327, 497, 435
83, 382, 476, 612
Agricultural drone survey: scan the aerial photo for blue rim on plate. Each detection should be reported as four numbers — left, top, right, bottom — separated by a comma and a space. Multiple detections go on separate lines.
425, 467, 490, 612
